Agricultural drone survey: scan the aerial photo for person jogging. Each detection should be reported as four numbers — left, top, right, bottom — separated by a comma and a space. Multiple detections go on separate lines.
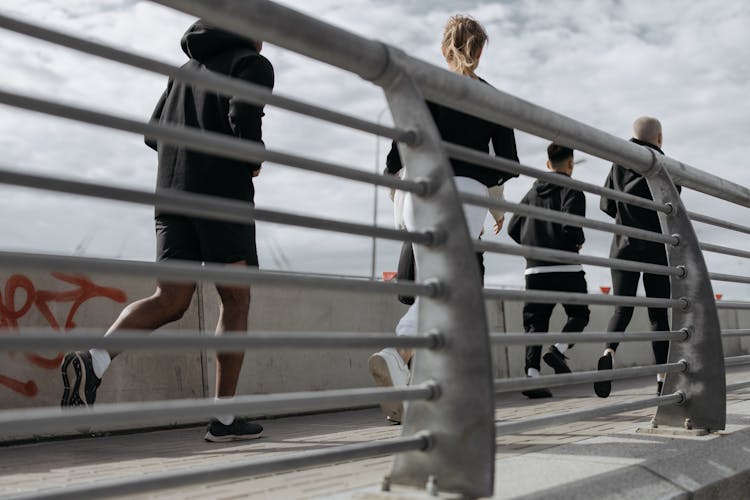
60, 20, 274, 442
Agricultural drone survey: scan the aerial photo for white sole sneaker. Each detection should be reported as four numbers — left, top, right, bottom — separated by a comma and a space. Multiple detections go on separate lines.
368, 353, 405, 424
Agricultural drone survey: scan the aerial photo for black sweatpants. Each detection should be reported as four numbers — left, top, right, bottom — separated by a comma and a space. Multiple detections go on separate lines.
523, 271, 590, 372
606, 269, 670, 364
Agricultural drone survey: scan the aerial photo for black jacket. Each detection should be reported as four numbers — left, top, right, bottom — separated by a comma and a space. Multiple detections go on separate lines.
508, 173, 586, 268
385, 78, 519, 187
600, 138, 680, 263
148, 21, 275, 213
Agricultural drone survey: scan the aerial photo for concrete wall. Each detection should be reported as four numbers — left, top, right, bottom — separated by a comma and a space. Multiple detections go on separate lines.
1, 271, 746, 413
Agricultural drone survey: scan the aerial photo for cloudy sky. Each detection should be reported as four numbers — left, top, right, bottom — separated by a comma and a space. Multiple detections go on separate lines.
0, 0, 748, 296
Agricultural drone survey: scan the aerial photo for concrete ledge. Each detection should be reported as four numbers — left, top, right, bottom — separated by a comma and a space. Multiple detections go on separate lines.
513, 417, 750, 499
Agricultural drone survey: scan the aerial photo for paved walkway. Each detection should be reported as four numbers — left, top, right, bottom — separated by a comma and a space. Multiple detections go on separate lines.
2, 367, 750, 499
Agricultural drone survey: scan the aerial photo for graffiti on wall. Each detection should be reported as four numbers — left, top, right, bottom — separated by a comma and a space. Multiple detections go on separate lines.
0, 273, 127, 397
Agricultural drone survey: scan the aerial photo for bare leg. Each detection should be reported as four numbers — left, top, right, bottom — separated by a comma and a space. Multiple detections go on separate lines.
214, 261, 251, 398
105, 282, 196, 359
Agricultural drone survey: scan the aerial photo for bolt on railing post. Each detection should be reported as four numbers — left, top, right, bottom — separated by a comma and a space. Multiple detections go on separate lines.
375, 47, 495, 497
646, 154, 726, 431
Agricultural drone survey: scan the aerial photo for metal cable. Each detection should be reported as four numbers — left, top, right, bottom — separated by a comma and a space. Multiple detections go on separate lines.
462, 193, 677, 246
0, 89, 426, 195
0, 330, 442, 351
700, 242, 750, 260
689, 211, 750, 236
0, 167, 433, 244
0, 251, 440, 297
725, 355, 750, 367
445, 142, 669, 213
494, 362, 686, 394
0, 13, 417, 144
0, 383, 438, 436
483, 288, 686, 309
489, 330, 687, 346
475, 240, 683, 277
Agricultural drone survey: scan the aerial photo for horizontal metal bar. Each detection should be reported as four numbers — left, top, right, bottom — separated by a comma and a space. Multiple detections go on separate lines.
716, 301, 750, 311
727, 381, 750, 392
156, 0, 750, 210
722, 329, 750, 337
0, 383, 437, 437
462, 193, 677, 246
0, 13, 416, 144
475, 240, 683, 277
495, 392, 684, 436
494, 362, 686, 393
0, 250, 439, 297
0, 330, 440, 351
700, 242, 750, 260
445, 142, 669, 213
0, 167, 432, 245
483, 288, 686, 309
725, 356, 750, 367
709, 272, 750, 285
0, 88, 426, 195
151, 0, 390, 83
689, 211, 750, 237
13, 434, 430, 500
402, 55, 750, 210
489, 330, 687, 346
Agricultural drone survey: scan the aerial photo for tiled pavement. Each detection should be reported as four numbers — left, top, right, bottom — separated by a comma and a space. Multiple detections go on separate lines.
2, 367, 749, 499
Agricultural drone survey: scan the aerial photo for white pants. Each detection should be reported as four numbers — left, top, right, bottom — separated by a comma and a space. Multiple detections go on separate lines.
396, 176, 488, 337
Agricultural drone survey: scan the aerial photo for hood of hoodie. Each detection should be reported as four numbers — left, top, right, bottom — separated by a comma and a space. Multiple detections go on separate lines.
181, 20, 257, 63
534, 172, 569, 198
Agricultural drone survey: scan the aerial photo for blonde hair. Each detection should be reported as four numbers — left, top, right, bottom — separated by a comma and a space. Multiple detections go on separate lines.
441, 15, 488, 78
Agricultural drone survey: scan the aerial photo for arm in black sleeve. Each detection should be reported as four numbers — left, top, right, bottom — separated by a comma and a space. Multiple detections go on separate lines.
562, 189, 586, 248
228, 56, 275, 171
600, 165, 618, 218
507, 192, 529, 244
144, 79, 172, 151
491, 125, 520, 184
385, 140, 403, 175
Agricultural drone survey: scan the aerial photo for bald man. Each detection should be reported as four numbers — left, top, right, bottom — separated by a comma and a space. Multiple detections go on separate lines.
594, 116, 680, 398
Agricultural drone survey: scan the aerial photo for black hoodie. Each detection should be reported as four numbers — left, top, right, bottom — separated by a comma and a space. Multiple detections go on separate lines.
385, 78, 519, 187
600, 138, 680, 263
508, 173, 586, 268
148, 21, 275, 212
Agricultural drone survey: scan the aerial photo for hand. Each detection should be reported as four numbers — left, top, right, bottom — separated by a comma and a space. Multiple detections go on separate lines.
252, 167, 261, 177
493, 218, 504, 234
576, 244, 583, 250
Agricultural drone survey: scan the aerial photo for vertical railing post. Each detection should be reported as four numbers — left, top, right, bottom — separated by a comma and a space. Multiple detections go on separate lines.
645, 155, 726, 431
374, 47, 496, 497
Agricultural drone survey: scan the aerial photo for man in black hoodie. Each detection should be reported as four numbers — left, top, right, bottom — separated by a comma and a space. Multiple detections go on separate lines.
594, 116, 677, 399
508, 144, 590, 398
60, 21, 274, 442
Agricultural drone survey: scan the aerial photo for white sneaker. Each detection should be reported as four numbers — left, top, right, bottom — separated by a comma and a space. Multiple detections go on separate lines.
368, 348, 411, 424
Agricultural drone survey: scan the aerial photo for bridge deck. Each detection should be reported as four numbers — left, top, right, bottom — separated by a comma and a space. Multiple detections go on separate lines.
3, 367, 750, 499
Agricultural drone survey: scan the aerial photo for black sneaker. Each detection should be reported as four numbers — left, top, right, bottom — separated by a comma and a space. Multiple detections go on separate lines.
205, 418, 263, 442
594, 352, 613, 399
521, 375, 553, 399
543, 346, 571, 374
657, 380, 664, 396
60, 351, 101, 407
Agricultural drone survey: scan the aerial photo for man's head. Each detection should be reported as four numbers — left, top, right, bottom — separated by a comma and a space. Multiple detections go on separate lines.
546, 143, 574, 176
633, 116, 662, 148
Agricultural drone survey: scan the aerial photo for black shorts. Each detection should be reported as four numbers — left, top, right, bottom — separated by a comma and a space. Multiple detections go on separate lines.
155, 214, 258, 266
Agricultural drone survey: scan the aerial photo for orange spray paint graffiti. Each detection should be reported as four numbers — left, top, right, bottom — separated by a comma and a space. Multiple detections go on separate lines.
0, 273, 127, 397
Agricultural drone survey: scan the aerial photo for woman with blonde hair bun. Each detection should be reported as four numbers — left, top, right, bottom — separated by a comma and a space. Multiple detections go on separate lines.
369, 15, 521, 424
441, 14, 488, 77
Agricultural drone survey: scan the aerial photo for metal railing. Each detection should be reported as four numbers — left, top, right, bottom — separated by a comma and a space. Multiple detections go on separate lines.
1, 0, 749, 498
